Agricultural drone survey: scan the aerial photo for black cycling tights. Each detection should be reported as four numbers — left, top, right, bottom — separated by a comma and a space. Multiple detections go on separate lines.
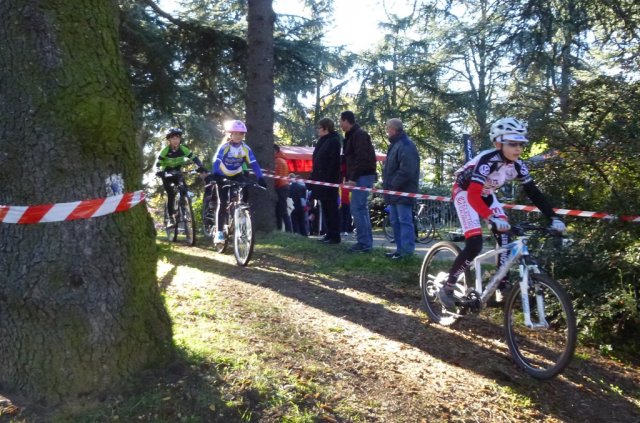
214, 173, 247, 231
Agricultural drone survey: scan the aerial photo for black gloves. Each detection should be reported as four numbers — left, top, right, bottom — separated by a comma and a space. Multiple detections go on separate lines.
155, 171, 165, 178
258, 177, 267, 188
196, 167, 208, 174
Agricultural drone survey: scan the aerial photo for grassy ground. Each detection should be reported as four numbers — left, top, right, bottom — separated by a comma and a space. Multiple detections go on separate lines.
2, 232, 639, 422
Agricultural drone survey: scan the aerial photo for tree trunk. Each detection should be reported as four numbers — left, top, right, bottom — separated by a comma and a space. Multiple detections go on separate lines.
246, 0, 276, 233
0, 0, 172, 404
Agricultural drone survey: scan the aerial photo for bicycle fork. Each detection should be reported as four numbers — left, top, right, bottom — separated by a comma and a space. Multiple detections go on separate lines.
517, 263, 550, 330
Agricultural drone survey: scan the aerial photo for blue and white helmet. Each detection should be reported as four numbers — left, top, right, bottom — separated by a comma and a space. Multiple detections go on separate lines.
490, 117, 529, 143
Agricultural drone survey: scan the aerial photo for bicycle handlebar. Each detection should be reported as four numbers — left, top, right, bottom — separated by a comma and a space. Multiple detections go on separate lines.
509, 223, 563, 237
220, 180, 266, 191
157, 168, 204, 178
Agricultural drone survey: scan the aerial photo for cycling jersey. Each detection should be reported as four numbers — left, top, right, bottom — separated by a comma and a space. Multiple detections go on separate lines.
452, 148, 555, 224
212, 141, 263, 178
156, 145, 203, 171
454, 148, 532, 196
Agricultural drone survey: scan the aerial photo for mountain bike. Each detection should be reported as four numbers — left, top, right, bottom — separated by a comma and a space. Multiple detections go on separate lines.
212, 179, 266, 266
383, 201, 435, 243
419, 223, 576, 379
159, 170, 196, 246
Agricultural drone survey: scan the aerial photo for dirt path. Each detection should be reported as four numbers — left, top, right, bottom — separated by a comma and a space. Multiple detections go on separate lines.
177, 241, 640, 423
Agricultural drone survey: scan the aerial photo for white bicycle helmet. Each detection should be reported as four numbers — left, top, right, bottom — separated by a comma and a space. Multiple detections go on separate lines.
166, 127, 183, 139
224, 120, 247, 133
490, 117, 529, 143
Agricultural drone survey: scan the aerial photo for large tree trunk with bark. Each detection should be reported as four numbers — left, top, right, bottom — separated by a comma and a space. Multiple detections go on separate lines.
0, 0, 172, 404
246, 0, 276, 233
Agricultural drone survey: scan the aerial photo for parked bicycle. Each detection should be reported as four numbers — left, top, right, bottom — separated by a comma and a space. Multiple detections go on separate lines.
423, 201, 464, 242
158, 170, 196, 246
383, 201, 436, 244
419, 223, 576, 379
208, 179, 266, 266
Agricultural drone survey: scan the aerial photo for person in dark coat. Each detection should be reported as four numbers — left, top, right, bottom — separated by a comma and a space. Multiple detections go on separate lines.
340, 111, 377, 252
382, 118, 420, 259
309, 117, 343, 244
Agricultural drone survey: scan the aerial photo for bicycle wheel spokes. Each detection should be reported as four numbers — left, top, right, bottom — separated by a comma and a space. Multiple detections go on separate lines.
202, 199, 215, 239
234, 207, 254, 266
164, 203, 177, 242
420, 241, 469, 326
504, 273, 577, 379
415, 215, 435, 243
203, 211, 214, 239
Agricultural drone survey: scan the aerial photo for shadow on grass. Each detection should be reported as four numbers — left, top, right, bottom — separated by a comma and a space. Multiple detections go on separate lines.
158, 237, 640, 423
0, 347, 251, 423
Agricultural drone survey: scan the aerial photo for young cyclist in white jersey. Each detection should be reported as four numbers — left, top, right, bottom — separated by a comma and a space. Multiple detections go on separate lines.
437, 117, 566, 309
209, 120, 267, 243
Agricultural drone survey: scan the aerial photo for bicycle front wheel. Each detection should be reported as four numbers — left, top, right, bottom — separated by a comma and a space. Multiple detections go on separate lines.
383, 215, 394, 242
163, 202, 177, 242
233, 206, 254, 266
420, 241, 469, 326
503, 273, 577, 379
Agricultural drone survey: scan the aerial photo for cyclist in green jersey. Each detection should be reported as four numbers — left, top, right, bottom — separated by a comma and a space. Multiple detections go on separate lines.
155, 128, 207, 226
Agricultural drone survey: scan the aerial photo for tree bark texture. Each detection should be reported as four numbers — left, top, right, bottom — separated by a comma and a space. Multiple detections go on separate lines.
0, 0, 172, 403
246, 0, 276, 233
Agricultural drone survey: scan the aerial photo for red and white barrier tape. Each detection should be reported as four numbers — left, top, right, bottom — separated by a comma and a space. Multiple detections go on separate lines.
265, 173, 640, 223
0, 191, 145, 224
4, 175, 637, 224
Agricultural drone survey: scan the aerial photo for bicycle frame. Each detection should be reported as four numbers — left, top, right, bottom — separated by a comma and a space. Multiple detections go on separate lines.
472, 235, 549, 329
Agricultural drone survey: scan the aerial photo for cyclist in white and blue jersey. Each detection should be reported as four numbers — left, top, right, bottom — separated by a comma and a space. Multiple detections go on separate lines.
209, 120, 267, 243
437, 117, 567, 309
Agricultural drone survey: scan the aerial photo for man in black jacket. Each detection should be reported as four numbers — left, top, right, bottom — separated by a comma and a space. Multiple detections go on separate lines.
341, 111, 377, 252
309, 117, 343, 244
382, 118, 420, 259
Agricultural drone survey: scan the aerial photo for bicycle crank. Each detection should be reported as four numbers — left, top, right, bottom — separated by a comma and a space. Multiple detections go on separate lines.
456, 290, 482, 314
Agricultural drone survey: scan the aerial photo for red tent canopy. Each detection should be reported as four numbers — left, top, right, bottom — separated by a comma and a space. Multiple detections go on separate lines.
279, 146, 386, 174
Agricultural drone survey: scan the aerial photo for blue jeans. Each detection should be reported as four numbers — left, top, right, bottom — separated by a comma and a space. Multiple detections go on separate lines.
390, 203, 415, 256
350, 174, 375, 249
275, 186, 292, 232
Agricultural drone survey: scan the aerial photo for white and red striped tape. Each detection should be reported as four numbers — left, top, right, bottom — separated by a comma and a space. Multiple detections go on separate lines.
266, 173, 640, 223
2, 176, 638, 224
0, 191, 145, 224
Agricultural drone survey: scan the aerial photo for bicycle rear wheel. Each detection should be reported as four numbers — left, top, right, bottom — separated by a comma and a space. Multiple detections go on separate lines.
202, 198, 215, 239
180, 195, 196, 246
233, 206, 254, 266
503, 273, 577, 379
163, 202, 177, 242
383, 215, 394, 242
415, 212, 436, 243
420, 241, 469, 326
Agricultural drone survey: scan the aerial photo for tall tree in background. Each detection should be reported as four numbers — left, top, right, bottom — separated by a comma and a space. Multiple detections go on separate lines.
274, 0, 353, 145
0, 0, 172, 403
246, 0, 276, 232
354, 10, 459, 186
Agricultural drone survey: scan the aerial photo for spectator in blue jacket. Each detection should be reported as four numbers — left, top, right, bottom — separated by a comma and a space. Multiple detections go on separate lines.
382, 118, 420, 259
